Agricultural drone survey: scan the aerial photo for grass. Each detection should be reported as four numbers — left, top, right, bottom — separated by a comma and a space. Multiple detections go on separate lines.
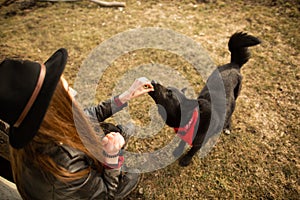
0, 0, 299, 199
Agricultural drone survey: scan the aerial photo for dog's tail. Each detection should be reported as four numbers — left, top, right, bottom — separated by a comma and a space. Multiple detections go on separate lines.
228, 32, 261, 67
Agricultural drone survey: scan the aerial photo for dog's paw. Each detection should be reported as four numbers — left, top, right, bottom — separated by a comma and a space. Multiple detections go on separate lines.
223, 129, 231, 135
179, 155, 193, 167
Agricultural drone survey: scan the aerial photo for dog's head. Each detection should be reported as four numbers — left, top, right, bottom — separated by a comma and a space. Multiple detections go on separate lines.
148, 80, 198, 128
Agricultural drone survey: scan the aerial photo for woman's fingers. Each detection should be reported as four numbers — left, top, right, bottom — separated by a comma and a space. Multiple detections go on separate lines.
102, 132, 125, 154
130, 78, 154, 98
102, 136, 109, 145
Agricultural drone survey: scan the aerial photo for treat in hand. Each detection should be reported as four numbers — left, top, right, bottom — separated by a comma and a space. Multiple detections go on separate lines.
119, 77, 154, 103
131, 77, 154, 97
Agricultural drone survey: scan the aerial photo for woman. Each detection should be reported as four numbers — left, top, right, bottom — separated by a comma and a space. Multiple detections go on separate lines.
0, 48, 154, 199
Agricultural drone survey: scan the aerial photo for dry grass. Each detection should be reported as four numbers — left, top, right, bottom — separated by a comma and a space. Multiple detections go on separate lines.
0, 0, 299, 199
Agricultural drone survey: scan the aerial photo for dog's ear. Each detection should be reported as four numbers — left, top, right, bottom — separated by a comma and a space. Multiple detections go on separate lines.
179, 99, 199, 125
181, 87, 187, 94
182, 99, 198, 111
198, 99, 211, 115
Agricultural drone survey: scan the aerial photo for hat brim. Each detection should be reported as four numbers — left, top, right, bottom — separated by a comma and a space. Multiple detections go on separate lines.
9, 48, 68, 149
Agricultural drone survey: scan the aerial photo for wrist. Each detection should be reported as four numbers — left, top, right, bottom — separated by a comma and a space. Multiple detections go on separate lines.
118, 91, 131, 104
102, 150, 123, 168
102, 150, 121, 165
104, 156, 119, 164
103, 155, 124, 169
102, 150, 121, 158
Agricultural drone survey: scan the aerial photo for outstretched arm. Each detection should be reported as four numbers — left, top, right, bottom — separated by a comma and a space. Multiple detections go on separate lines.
84, 77, 153, 122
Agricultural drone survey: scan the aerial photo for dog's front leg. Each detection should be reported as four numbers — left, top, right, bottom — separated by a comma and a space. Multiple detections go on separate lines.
179, 145, 201, 166
173, 140, 186, 157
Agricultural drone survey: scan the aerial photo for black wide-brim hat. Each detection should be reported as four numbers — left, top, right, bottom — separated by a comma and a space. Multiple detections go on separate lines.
0, 48, 68, 149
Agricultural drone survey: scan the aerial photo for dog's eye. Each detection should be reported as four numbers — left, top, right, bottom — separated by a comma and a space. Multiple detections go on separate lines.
167, 89, 172, 97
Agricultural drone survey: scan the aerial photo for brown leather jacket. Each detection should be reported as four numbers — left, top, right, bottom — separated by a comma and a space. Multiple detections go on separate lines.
17, 97, 127, 200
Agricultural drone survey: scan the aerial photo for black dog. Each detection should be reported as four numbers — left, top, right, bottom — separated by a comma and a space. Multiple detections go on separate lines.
149, 32, 261, 166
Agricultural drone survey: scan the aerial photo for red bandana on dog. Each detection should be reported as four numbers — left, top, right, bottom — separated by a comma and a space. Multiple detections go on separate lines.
174, 107, 199, 146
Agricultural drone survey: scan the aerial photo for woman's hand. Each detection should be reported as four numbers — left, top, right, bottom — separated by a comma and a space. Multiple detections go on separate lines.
101, 132, 125, 155
119, 77, 154, 104
101, 132, 125, 166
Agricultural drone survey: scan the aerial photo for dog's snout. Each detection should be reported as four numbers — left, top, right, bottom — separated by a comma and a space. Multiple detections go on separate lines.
151, 80, 158, 89
148, 80, 157, 96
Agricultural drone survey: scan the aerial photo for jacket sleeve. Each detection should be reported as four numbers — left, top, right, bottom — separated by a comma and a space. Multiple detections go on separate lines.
84, 95, 128, 122
50, 145, 121, 199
